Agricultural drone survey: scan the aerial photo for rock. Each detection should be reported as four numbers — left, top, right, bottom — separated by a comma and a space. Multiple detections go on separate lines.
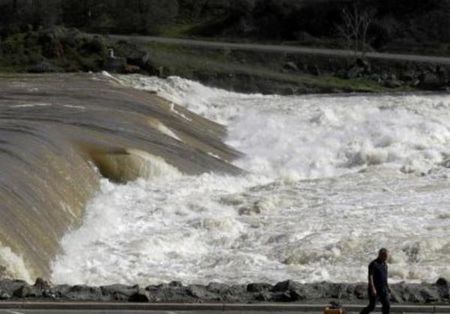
0, 290, 10, 300
145, 282, 194, 303
283, 62, 299, 72
320, 283, 347, 299
420, 287, 440, 303
34, 277, 51, 290
389, 287, 403, 304
104, 57, 127, 73
436, 278, 448, 286
168, 281, 183, 288
65, 285, 104, 301
273, 280, 299, 292
272, 280, 306, 301
436, 278, 450, 299
247, 283, 273, 293
129, 288, 150, 302
255, 291, 271, 301
354, 284, 367, 299
187, 285, 220, 301
207, 282, 230, 294
0, 279, 28, 295
13, 284, 40, 298
28, 61, 59, 73
101, 284, 139, 301
269, 291, 300, 302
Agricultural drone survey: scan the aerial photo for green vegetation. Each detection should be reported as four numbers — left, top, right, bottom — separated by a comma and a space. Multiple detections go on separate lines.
0, 28, 110, 73
1, 0, 449, 55
141, 41, 397, 94
0, 0, 448, 94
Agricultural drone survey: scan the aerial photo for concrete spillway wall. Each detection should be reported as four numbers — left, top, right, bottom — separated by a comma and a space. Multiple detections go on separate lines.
0, 73, 241, 280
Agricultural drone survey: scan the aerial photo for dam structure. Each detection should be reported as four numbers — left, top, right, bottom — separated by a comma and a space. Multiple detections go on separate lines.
0, 73, 241, 280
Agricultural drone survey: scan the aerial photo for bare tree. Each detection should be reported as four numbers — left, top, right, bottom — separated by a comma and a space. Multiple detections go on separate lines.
337, 1, 375, 57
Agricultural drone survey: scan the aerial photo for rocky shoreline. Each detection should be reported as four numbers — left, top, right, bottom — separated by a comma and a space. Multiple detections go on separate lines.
0, 278, 448, 305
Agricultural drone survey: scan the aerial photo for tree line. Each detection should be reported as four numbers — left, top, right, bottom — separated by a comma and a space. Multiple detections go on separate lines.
1, 0, 449, 47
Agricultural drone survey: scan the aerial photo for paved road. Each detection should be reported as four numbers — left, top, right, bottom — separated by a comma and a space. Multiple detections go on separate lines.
109, 35, 450, 66
0, 310, 319, 314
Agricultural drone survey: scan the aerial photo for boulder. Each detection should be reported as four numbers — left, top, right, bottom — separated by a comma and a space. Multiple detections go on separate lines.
187, 285, 220, 301
272, 280, 306, 301
101, 284, 139, 301
0, 290, 10, 300
247, 283, 273, 293
436, 278, 449, 299
269, 291, 299, 302
64, 285, 104, 301
272, 280, 300, 292
0, 279, 28, 296
145, 282, 194, 303
354, 284, 367, 299
129, 288, 150, 302
420, 287, 440, 303
207, 282, 230, 294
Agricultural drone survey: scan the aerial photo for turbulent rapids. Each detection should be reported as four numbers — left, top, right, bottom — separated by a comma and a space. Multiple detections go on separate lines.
0, 73, 240, 280
1, 73, 449, 286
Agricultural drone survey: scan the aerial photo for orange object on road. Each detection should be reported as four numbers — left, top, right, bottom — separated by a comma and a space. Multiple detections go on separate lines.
324, 307, 344, 314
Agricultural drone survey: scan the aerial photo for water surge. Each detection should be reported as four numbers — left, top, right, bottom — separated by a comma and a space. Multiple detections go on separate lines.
52, 76, 450, 286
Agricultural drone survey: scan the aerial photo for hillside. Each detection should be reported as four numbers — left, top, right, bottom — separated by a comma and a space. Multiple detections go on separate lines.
0, 0, 449, 55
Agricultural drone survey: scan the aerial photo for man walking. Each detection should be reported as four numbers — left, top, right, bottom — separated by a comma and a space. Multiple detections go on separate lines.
360, 248, 390, 314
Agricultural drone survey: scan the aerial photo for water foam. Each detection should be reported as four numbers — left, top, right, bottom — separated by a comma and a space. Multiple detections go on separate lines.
0, 245, 33, 283
51, 75, 450, 286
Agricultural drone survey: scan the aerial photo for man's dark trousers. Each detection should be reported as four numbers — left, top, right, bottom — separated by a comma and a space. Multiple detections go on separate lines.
360, 288, 390, 314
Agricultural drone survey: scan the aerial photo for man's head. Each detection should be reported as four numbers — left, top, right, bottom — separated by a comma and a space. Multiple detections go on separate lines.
378, 248, 389, 262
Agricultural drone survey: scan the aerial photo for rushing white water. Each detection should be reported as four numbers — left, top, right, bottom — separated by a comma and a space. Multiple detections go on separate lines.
51, 75, 450, 286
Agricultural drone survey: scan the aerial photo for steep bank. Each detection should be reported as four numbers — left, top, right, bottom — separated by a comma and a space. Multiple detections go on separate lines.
0, 73, 241, 280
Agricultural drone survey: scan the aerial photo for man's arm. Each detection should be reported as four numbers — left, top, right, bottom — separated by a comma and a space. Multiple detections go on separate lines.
369, 274, 377, 295
368, 263, 377, 296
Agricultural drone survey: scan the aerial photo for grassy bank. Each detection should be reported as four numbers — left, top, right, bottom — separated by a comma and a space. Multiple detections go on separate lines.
1, 27, 448, 95
139, 41, 402, 94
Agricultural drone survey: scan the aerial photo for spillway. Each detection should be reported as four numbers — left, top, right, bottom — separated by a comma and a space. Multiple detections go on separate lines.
0, 73, 241, 280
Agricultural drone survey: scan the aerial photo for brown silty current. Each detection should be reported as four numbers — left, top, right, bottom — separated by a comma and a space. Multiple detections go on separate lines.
0, 73, 242, 280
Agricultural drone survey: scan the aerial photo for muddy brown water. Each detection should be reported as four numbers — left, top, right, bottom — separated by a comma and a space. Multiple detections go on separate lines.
0, 73, 241, 280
